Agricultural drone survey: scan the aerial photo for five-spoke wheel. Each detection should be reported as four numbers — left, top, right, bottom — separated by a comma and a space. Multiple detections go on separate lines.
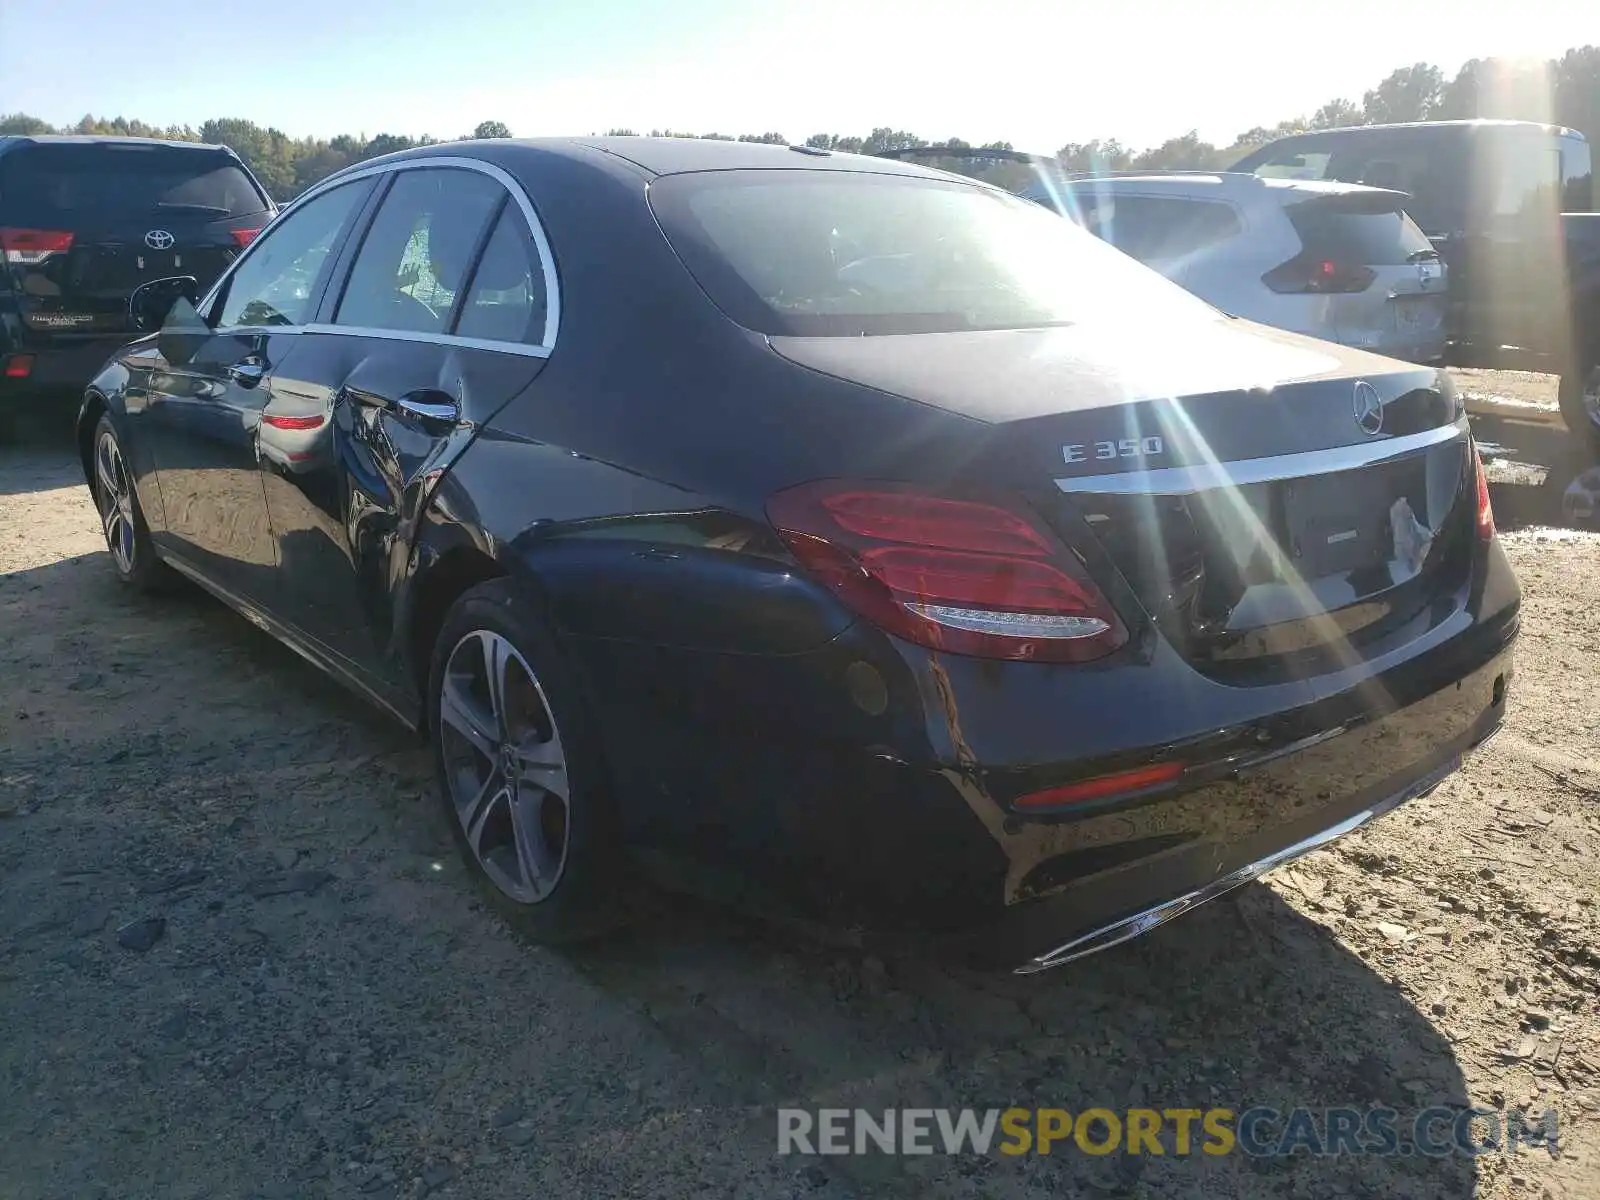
438, 629, 571, 904
429, 579, 622, 944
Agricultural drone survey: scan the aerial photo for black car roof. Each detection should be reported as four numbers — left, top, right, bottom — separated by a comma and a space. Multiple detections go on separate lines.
359, 136, 956, 182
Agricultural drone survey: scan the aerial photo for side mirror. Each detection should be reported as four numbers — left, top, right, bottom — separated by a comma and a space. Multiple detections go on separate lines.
156, 295, 211, 367
130, 275, 200, 333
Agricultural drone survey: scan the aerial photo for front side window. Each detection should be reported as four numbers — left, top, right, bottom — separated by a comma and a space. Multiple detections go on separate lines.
335, 169, 504, 334
650, 170, 1217, 337
214, 180, 369, 329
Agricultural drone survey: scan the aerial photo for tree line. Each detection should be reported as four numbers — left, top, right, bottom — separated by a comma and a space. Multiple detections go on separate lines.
1, 46, 1595, 201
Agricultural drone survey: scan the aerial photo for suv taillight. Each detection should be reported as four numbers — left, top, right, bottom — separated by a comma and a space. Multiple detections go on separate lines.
0, 227, 74, 265
767, 482, 1127, 663
1261, 254, 1376, 294
231, 227, 263, 248
1473, 444, 1494, 540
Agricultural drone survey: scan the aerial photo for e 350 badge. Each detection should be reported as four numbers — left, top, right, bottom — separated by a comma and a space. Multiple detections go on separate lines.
1063, 435, 1166, 465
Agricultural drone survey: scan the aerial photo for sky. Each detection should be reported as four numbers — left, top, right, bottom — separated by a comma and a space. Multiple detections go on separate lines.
0, 1, 1586, 151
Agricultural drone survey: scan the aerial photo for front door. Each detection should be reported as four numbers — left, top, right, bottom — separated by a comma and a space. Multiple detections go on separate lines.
257, 166, 553, 699
141, 178, 374, 600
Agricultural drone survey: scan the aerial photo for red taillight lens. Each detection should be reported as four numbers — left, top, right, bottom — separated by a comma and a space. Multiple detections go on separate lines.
1473, 444, 1494, 540
262, 413, 325, 430
767, 482, 1126, 663
1261, 254, 1376, 294
0, 227, 75, 264
3, 353, 35, 379
1014, 761, 1185, 810
231, 227, 263, 248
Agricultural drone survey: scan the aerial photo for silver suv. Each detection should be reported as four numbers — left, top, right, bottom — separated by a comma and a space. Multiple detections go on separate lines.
1019, 173, 1447, 364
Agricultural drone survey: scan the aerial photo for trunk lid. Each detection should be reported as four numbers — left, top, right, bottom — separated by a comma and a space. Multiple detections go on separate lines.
0, 142, 272, 339
771, 319, 1474, 679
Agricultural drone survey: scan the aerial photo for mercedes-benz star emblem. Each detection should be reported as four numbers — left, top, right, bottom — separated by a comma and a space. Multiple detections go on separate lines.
1353, 380, 1385, 436
144, 230, 175, 250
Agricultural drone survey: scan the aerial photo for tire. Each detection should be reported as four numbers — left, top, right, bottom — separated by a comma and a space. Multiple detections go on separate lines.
90, 414, 173, 591
427, 579, 627, 945
1558, 360, 1600, 458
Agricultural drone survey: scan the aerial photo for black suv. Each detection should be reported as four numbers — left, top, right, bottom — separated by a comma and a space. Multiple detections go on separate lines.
1, 135, 276, 426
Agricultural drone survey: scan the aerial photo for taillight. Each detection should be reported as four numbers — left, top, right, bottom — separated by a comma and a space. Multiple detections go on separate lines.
1473, 444, 1494, 540
1261, 254, 1376, 294
767, 481, 1127, 663
231, 227, 263, 248
0, 227, 74, 265
3, 354, 34, 379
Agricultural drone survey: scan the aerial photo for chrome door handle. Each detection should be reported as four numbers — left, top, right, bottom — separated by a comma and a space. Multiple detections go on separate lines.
394, 393, 459, 424
226, 358, 266, 387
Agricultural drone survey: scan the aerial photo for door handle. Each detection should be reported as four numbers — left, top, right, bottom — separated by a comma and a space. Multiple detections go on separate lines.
394, 392, 460, 424
346, 386, 460, 426
226, 357, 266, 387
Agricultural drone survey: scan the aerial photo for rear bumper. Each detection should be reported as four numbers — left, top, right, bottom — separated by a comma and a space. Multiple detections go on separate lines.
566, 536, 1520, 964
991, 679, 1506, 972
0, 334, 129, 397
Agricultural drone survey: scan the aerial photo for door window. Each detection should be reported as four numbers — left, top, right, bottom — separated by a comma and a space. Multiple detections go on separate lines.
335, 168, 504, 334
212, 180, 369, 329
454, 204, 547, 344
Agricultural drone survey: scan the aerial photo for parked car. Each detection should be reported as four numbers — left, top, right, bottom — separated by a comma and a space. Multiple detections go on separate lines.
1016, 173, 1447, 365
0, 135, 276, 432
1232, 120, 1600, 452
79, 138, 1518, 972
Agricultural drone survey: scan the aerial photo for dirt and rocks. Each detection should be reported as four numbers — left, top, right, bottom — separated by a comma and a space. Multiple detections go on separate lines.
1, 372, 1596, 1200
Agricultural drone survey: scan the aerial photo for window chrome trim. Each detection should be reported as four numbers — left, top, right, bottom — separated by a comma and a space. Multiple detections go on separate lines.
1053, 419, 1468, 495
201, 154, 561, 355
301, 323, 550, 358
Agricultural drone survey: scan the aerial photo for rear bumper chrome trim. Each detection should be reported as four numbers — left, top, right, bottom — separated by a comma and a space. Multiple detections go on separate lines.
1054, 419, 1467, 495
1012, 751, 1466, 975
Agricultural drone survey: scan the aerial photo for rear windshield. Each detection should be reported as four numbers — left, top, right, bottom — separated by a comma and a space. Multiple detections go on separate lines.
649, 170, 1219, 337
0, 144, 269, 225
1285, 200, 1434, 265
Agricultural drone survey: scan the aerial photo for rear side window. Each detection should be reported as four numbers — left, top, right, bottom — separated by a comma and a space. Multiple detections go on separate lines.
1285, 200, 1433, 265
454, 205, 547, 344
335, 168, 504, 334
1076, 195, 1241, 263
0, 144, 269, 224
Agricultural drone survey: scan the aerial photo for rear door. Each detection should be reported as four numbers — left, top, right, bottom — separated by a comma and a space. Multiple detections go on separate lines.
0, 141, 273, 342
1278, 191, 1446, 357
257, 163, 555, 699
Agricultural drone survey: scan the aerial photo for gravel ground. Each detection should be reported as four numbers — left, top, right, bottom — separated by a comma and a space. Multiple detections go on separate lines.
1, 372, 1596, 1200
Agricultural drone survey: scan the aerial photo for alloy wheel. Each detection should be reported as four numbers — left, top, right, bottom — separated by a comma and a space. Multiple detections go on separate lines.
438, 630, 571, 903
95, 430, 137, 574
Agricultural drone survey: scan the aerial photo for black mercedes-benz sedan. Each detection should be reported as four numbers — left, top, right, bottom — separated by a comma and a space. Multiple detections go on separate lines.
77, 137, 1518, 972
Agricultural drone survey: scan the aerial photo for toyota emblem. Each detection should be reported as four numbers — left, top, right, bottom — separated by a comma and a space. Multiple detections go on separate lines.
144, 229, 175, 250
1353, 380, 1385, 436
